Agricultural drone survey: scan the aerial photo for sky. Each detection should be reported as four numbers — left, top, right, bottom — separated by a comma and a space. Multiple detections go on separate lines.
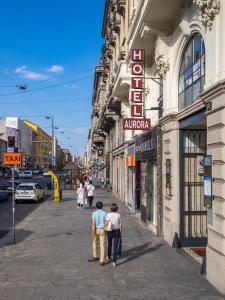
0, 0, 105, 156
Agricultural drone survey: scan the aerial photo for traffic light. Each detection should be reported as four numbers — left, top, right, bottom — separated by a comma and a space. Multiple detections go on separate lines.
8, 136, 15, 148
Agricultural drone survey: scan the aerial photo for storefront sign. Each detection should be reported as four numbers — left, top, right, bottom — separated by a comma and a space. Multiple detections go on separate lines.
131, 105, 143, 117
135, 127, 158, 160
126, 156, 135, 167
6, 117, 18, 129
123, 49, 151, 130
132, 49, 145, 61
3, 153, 22, 165
123, 118, 151, 130
204, 155, 213, 208
126, 143, 135, 167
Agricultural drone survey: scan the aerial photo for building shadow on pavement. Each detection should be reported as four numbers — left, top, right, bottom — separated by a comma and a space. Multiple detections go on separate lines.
16, 229, 80, 244
0, 229, 33, 247
117, 242, 164, 266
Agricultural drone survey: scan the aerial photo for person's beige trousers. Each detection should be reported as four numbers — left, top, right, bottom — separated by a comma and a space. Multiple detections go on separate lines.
93, 228, 105, 263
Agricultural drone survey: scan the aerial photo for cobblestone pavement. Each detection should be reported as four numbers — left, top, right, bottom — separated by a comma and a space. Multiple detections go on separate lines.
0, 187, 223, 300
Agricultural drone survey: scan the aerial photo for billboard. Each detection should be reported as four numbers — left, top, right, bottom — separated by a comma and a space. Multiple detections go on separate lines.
6, 117, 18, 129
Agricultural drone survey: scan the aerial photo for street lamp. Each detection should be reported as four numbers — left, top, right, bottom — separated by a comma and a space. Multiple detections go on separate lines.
45, 115, 56, 167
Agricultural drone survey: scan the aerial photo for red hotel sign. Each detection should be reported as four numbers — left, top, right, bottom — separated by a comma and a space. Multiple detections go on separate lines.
123, 49, 151, 130
123, 118, 151, 130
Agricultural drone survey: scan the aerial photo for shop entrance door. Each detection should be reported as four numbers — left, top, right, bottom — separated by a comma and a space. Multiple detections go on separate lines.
146, 161, 154, 222
180, 129, 207, 247
135, 161, 141, 210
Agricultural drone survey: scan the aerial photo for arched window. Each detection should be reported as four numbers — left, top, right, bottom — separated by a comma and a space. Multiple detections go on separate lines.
178, 34, 205, 109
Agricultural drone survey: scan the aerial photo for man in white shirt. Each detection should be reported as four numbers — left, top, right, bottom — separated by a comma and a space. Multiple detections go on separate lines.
86, 180, 96, 209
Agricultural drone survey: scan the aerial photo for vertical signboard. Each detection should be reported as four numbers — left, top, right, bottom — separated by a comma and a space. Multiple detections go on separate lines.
123, 49, 151, 130
166, 159, 172, 196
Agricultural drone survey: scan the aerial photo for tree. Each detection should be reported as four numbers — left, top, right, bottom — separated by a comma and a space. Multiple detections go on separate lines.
55, 153, 66, 170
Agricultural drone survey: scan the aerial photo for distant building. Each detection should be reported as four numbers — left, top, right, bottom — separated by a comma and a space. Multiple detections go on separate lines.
0, 117, 32, 168
61, 149, 72, 163
24, 120, 52, 169
0, 138, 7, 163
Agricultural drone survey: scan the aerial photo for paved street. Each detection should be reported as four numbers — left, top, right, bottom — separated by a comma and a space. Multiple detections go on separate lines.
0, 186, 223, 300
0, 176, 52, 239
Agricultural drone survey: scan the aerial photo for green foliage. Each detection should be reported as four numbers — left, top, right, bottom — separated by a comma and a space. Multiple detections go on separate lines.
55, 153, 66, 170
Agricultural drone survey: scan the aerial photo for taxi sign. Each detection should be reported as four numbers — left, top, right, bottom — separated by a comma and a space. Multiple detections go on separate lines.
3, 153, 22, 165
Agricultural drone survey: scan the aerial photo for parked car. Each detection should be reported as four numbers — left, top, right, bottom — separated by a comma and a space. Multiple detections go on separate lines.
5, 181, 20, 195
18, 171, 24, 178
32, 170, 39, 175
5, 169, 19, 179
43, 171, 50, 177
0, 186, 9, 201
15, 183, 44, 203
23, 170, 33, 179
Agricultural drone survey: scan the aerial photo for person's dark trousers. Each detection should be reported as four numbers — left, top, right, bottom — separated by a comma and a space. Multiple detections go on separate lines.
117, 238, 122, 257
107, 229, 121, 263
87, 196, 94, 208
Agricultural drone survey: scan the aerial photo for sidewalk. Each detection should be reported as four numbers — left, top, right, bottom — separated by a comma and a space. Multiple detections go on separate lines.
0, 187, 223, 300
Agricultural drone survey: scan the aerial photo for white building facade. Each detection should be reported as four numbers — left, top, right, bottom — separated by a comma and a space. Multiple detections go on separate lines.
0, 117, 32, 167
88, 0, 225, 293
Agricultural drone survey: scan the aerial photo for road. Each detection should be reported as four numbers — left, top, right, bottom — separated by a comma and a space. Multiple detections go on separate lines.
0, 176, 53, 240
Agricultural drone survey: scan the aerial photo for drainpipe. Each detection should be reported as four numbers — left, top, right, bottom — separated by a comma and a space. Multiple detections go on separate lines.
157, 125, 163, 237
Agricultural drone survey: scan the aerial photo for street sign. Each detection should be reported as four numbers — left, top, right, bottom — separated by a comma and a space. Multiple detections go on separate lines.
51, 156, 56, 163
3, 153, 22, 165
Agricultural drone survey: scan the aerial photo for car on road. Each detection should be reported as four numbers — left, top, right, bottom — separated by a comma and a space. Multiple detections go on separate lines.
5, 181, 20, 195
0, 186, 9, 201
18, 171, 24, 178
23, 170, 33, 179
43, 171, 50, 177
32, 170, 39, 175
15, 183, 45, 203
5, 169, 19, 179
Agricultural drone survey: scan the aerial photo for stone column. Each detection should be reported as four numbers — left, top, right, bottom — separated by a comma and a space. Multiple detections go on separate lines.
161, 115, 180, 246
203, 82, 225, 294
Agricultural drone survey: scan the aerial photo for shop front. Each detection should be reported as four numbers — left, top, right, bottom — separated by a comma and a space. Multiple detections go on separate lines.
179, 109, 207, 247
135, 127, 158, 232
126, 143, 136, 213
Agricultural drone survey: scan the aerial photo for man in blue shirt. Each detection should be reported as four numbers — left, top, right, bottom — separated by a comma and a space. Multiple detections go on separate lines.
88, 201, 107, 265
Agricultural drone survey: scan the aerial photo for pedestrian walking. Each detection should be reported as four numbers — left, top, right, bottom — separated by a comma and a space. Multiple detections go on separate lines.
106, 177, 111, 191
76, 182, 85, 210
86, 180, 96, 209
100, 176, 105, 188
88, 201, 107, 265
105, 203, 122, 267
84, 177, 89, 208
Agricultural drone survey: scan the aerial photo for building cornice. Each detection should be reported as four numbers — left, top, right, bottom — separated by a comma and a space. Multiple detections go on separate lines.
159, 97, 205, 127
201, 79, 225, 103
102, 0, 110, 37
